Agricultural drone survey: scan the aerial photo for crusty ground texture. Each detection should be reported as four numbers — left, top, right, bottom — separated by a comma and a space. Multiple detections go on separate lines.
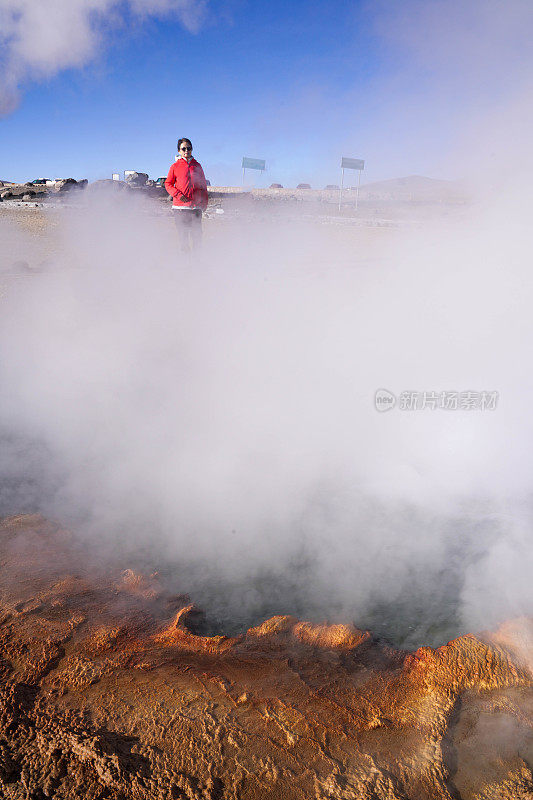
0, 514, 532, 799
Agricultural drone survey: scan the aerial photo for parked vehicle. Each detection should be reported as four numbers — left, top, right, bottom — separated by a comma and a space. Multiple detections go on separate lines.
156, 175, 209, 187
270, 183, 283, 188
297, 183, 311, 189
324, 184, 339, 190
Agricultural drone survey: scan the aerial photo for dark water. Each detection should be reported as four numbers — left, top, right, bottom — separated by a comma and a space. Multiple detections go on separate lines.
148, 509, 502, 650
0, 429, 502, 652
153, 553, 465, 651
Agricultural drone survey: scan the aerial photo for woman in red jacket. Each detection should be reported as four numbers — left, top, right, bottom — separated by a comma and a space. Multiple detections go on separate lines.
165, 138, 209, 251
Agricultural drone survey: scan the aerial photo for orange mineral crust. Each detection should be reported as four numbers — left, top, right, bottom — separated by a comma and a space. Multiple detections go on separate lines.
0, 515, 532, 799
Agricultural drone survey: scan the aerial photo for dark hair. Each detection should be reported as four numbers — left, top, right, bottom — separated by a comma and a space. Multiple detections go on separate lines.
177, 138, 193, 151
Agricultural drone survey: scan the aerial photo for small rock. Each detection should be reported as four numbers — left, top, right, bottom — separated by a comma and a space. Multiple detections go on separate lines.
55, 178, 78, 192
86, 179, 130, 195
125, 172, 149, 187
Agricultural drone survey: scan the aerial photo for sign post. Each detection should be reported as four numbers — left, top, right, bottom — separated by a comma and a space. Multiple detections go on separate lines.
242, 157, 266, 186
338, 169, 344, 212
338, 157, 365, 211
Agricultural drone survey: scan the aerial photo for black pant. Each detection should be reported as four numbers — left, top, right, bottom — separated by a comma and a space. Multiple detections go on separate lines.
173, 208, 202, 251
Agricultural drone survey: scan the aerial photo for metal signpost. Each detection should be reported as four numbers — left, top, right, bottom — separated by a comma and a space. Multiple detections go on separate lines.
242, 157, 266, 186
339, 157, 365, 211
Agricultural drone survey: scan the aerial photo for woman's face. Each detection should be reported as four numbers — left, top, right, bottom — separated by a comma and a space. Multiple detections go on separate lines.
179, 142, 192, 158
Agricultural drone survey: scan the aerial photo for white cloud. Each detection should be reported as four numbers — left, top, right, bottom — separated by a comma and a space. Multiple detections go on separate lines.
0, 0, 208, 114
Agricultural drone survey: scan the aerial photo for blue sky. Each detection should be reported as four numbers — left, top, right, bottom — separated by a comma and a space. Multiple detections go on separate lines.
1, 0, 531, 186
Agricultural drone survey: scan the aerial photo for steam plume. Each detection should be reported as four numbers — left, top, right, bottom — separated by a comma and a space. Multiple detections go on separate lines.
1, 0, 533, 649
0, 179, 532, 647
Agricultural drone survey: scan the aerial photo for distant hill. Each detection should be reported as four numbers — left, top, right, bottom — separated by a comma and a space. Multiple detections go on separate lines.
357, 175, 466, 202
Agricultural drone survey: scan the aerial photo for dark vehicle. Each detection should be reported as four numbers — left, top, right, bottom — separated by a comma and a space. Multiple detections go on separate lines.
297, 183, 311, 189
324, 184, 339, 190
30, 178, 50, 185
270, 183, 283, 188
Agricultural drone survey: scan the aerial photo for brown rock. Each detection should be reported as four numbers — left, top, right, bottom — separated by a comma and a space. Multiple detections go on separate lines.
54, 178, 78, 192
86, 179, 131, 194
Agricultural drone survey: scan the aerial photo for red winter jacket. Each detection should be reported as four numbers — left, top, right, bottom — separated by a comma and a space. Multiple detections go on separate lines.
165, 157, 209, 210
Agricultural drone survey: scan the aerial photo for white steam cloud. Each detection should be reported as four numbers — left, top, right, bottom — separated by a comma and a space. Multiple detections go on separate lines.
0, 182, 532, 646
1, 0, 533, 648
0, 0, 207, 115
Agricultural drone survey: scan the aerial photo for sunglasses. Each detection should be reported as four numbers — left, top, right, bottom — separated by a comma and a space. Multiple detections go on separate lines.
180, 146, 192, 151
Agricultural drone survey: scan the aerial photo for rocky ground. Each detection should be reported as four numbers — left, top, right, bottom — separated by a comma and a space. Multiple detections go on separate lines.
0, 185, 398, 274
0, 174, 469, 227
0, 514, 532, 800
